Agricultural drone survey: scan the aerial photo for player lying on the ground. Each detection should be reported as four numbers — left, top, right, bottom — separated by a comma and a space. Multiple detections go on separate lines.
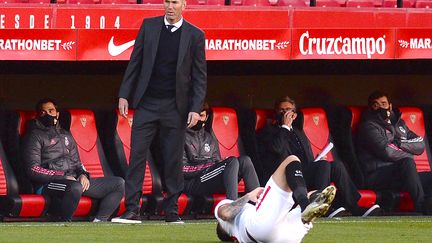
214, 155, 336, 242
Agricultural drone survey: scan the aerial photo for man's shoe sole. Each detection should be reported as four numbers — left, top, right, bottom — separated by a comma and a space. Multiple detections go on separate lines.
302, 203, 330, 223
166, 220, 185, 224
314, 185, 337, 205
111, 218, 142, 224
327, 207, 346, 218
362, 204, 381, 217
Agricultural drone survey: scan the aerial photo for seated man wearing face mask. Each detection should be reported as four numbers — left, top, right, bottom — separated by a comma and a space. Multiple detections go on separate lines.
182, 102, 260, 200
357, 91, 432, 214
22, 98, 125, 222
257, 96, 380, 218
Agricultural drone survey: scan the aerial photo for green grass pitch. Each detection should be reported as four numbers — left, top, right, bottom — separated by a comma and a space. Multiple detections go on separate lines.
0, 216, 431, 242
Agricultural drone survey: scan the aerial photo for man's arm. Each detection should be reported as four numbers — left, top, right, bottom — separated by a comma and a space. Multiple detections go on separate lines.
360, 122, 412, 161
398, 121, 425, 155
118, 19, 146, 116
22, 132, 66, 183
189, 30, 207, 114
217, 187, 264, 221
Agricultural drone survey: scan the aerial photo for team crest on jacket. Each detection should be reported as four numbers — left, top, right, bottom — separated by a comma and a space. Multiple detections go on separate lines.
204, 143, 210, 152
223, 115, 229, 125
313, 115, 319, 126
410, 114, 416, 124
399, 126, 406, 134
80, 117, 87, 127
64, 136, 69, 146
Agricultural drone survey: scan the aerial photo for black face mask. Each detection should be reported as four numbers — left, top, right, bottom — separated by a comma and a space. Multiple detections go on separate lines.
375, 107, 391, 121
38, 115, 57, 127
191, 120, 205, 131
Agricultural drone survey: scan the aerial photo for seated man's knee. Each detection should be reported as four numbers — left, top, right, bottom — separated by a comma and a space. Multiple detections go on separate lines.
399, 157, 417, 171
66, 181, 84, 197
225, 157, 240, 169
238, 155, 254, 168
114, 177, 125, 193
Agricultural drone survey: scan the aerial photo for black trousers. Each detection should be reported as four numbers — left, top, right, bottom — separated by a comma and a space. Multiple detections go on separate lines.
303, 159, 361, 213
184, 156, 259, 200
365, 157, 425, 211
43, 177, 125, 221
125, 97, 185, 215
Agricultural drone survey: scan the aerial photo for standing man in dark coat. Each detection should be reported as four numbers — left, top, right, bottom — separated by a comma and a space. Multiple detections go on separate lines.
115, 0, 207, 223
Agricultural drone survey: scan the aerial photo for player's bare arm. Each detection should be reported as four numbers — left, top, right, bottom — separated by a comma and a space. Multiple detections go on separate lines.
218, 187, 264, 221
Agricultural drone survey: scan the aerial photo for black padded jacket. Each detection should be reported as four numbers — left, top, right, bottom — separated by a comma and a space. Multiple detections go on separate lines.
22, 119, 90, 187
357, 108, 425, 174
182, 128, 221, 179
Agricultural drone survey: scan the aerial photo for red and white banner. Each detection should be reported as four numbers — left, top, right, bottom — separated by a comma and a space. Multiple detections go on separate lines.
204, 29, 291, 60
77, 29, 138, 60
291, 29, 396, 59
1, 27, 432, 61
77, 29, 291, 60
0, 7, 53, 29
0, 29, 76, 60
396, 29, 432, 59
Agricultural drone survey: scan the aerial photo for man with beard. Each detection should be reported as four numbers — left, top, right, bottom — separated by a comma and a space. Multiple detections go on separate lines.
22, 98, 125, 222
182, 102, 259, 200
357, 90, 432, 214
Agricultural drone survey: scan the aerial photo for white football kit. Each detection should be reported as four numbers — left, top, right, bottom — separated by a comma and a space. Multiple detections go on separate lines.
215, 177, 311, 243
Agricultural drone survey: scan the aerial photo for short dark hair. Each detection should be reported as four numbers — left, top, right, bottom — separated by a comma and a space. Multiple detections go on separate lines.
216, 222, 233, 242
274, 96, 296, 110
367, 91, 391, 107
35, 98, 58, 113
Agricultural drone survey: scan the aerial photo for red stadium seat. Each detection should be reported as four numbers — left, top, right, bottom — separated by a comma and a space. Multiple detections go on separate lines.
235, 0, 308, 6
300, 107, 335, 161
254, 109, 273, 132
101, 0, 136, 3
415, 0, 432, 8
57, 0, 101, 4
207, 107, 246, 211
381, 0, 414, 7
314, 0, 345, 7
399, 107, 432, 173
345, 0, 375, 7
187, 0, 224, 5
302, 107, 377, 208
2, 0, 50, 3
141, 0, 162, 4
64, 110, 112, 178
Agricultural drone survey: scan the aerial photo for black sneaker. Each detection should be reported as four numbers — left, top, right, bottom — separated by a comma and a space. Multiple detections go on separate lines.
111, 211, 142, 224
165, 214, 184, 224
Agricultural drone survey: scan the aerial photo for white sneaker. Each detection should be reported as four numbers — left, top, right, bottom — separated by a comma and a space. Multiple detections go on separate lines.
327, 207, 346, 218
111, 217, 142, 224
361, 204, 381, 217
